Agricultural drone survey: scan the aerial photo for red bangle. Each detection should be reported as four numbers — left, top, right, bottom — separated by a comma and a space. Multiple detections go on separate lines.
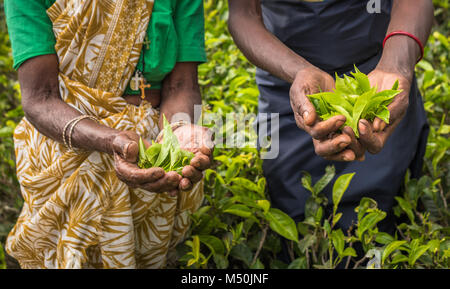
382, 31, 424, 63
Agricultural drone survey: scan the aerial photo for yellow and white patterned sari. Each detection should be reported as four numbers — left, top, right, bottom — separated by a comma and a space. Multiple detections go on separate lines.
6, 0, 203, 269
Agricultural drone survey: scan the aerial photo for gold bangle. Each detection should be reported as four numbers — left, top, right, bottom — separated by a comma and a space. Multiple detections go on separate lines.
62, 118, 75, 148
62, 116, 85, 149
156, 120, 190, 143
65, 115, 99, 150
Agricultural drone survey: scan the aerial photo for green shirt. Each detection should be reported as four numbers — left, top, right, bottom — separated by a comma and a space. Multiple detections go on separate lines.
4, 0, 206, 92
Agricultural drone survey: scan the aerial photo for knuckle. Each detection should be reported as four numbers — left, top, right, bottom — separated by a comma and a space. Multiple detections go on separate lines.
309, 129, 319, 139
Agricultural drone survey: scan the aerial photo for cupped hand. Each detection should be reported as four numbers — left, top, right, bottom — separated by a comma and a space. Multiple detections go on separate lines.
357, 69, 411, 154
112, 130, 182, 195
290, 66, 355, 161
172, 124, 214, 191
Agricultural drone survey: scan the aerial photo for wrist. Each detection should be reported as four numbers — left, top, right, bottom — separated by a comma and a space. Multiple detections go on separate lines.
378, 35, 419, 80
291, 62, 317, 83
105, 129, 121, 155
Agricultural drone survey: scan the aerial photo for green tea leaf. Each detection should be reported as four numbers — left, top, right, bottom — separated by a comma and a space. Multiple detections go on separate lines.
256, 200, 270, 214
335, 73, 356, 95
332, 173, 355, 215
301, 171, 314, 194
321, 92, 354, 114
343, 247, 357, 257
352, 88, 376, 137
390, 254, 408, 264
395, 196, 415, 223
223, 204, 252, 218
382, 240, 407, 264
232, 177, 260, 193
391, 79, 399, 90
298, 234, 317, 253
265, 208, 299, 242
199, 235, 225, 255
357, 211, 386, 240
375, 107, 390, 124
375, 232, 395, 245
145, 142, 162, 165
331, 212, 343, 228
351, 66, 371, 93
409, 243, 431, 266
313, 166, 336, 195
139, 137, 147, 162
331, 229, 345, 255
288, 257, 308, 269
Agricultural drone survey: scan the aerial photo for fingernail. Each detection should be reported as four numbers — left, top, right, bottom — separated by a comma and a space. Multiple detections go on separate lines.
359, 123, 367, 135
303, 111, 309, 120
343, 154, 354, 162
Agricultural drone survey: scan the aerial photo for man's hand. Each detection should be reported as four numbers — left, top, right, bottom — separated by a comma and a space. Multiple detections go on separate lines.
290, 66, 356, 161
172, 124, 214, 192
112, 131, 182, 196
357, 69, 411, 154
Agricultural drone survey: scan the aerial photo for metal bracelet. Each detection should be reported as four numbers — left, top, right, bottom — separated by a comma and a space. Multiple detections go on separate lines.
65, 115, 99, 150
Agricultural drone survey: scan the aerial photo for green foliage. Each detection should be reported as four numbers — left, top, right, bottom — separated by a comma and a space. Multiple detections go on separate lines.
308, 67, 401, 137
138, 116, 194, 174
174, 1, 449, 270
0, 4, 23, 269
0, 242, 6, 269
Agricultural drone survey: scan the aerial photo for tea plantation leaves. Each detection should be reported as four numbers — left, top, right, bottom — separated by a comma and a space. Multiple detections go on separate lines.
138, 116, 194, 173
308, 67, 401, 137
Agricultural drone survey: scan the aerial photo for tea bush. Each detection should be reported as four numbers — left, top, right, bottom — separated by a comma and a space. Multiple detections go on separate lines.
0, 0, 448, 269
175, 0, 449, 269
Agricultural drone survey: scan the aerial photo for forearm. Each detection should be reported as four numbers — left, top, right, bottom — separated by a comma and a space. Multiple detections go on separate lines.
378, 0, 434, 78
159, 62, 202, 127
228, 0, 311, 83
19, 54, 118, 155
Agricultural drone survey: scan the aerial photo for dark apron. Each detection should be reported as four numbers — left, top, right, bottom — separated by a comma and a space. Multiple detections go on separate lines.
256, 0, 429, 233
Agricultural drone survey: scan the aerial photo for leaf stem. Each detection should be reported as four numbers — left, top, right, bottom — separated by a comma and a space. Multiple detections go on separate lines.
251, 224, 268, 267
352, 256, 367, 269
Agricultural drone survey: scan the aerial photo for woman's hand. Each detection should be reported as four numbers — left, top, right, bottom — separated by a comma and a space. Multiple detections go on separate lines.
172, 124, 214, 191
290, 66, 355, 161
112, 130, 182, 195
357, 69, 411, 154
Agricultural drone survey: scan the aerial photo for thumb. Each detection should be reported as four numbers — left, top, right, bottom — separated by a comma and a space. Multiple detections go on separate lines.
113, 134, 139, 163
290, 82, 317, 127
298, 90, 317, 127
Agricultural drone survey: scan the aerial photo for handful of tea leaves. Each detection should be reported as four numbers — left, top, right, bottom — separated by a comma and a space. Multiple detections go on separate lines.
138, 116, 194, 174
307, 67, 402, 138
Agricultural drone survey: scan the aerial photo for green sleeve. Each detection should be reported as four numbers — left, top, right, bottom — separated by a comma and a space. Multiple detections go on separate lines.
173, 0, 207, 63
4, 0, 56, 70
